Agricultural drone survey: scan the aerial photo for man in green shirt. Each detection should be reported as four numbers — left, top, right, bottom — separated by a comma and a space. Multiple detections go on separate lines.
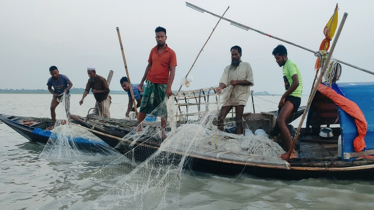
271, 45, 303, 160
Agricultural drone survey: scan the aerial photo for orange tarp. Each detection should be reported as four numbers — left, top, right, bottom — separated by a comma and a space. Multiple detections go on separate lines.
318, 84, 367, 152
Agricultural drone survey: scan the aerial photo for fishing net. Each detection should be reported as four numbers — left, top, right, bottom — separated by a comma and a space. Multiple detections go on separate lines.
37, 89, 287, 210
39, 93, 121, 162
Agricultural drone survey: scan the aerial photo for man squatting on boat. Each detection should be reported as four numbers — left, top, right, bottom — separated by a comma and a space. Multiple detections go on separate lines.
120, 76, 145, 118
137, 26, 177, 139
271, 44, 303, 160
47, 65, 73, 129
216, 45, 254, 135
79, 66, 112, 118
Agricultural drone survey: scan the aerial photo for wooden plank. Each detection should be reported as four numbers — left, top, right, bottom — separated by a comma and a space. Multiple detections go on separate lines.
176, 102, 218, 106
159, 147, 290, 169
344, 149, 374, 159
106, 70, 114, 85
176, 112, 206, 117
322, 143, 338, 157
174, 94, 218, 100
290, 164, 374, 171
176, 87, 218, 94
298, 142, 333, 159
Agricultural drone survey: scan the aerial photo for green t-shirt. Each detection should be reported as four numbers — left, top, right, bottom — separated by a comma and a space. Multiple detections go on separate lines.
282, 59, 303, 97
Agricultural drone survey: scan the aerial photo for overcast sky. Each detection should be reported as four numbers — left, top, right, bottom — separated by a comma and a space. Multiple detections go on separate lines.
1, 0, 373, 94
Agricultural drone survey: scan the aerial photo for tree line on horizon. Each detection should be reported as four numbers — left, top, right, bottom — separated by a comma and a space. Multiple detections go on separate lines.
0, 88, 273, 95
0, 88, 124, 94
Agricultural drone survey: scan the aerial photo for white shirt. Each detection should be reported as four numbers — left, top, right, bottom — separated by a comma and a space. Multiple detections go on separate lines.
219, 62, 254, 106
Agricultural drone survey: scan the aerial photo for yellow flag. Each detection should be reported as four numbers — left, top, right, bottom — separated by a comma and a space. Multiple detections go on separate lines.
315, 4, 339, 70
323, 4, 338, 48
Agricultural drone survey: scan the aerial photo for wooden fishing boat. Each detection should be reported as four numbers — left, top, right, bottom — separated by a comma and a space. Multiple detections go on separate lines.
147, 2, 374, 180
0, 114, 110, 150
69, 85, 305, 158
70, 94, 374, 180
75, 83, 374, 180
70, 112, 168, 161
70, 114, 137, 146
8, 80, 371, 180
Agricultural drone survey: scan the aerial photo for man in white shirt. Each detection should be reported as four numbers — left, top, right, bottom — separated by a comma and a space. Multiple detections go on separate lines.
216, 45, 254, 135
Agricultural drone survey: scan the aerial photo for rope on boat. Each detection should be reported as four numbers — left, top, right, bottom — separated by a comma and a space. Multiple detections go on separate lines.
177, 5, 230, 94
186, 2, 374, 76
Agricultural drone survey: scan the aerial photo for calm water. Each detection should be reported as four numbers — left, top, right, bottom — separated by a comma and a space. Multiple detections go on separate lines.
1, 94, 374, 210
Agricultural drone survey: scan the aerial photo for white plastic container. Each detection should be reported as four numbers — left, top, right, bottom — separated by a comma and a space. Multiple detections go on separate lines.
254, 129, 268, 137
129, 112, 136, 120
245, 128, 254, 136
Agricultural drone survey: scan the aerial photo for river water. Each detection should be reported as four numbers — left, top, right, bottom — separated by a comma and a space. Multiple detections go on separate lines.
1, 93, 373, 210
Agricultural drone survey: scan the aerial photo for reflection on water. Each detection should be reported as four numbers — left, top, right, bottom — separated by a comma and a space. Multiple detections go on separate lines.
1, 94, 374, 209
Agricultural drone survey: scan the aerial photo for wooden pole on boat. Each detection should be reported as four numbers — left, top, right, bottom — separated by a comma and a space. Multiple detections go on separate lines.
177, 5, 230, 93
106, 70, 114, 85
186, 2, 374, 76
116, 27, 139, 120
251, 90, 255, 113
285, 13, 349, 161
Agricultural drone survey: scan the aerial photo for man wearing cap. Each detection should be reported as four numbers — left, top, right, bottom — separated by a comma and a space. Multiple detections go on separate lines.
79, 66, 111, 118
137, 26, 177, 138
47, 65, 73, 129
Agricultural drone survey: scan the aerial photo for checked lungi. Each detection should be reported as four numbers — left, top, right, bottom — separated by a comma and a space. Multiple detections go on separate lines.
139, 81, 168, 117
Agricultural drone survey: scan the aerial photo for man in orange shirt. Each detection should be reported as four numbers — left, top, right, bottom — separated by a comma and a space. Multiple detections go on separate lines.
138, 26, 177, 139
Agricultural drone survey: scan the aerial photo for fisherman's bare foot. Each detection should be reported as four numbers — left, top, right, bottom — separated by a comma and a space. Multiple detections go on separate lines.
279, 150, 297, 160
161, 130, 167, 140
137, 125, 142, 134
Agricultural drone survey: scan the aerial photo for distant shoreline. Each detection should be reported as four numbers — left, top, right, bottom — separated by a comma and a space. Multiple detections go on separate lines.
0, 88, 124, 95
0, 88, 280, 96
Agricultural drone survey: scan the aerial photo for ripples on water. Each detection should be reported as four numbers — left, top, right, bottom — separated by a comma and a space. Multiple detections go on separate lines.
1, 94, 374, 209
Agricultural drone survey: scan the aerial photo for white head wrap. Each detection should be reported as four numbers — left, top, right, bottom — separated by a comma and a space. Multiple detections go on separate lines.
87, 65, 95, 70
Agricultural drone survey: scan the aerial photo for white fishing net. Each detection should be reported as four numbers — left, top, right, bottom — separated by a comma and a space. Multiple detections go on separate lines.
39, 93, 122, 162
37, 89, 287, 210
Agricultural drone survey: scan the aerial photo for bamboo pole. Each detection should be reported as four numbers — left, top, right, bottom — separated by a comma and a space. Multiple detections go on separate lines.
251, 90, 255, 113
285, 13, 349, 161
186, 2, 374, 76
106, 70, 114, 85
177, 5, 230, 94
116, 27, 139, 120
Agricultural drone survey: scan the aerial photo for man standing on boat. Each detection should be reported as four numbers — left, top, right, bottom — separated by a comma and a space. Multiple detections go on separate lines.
137, 26, 177, 138
120, 76, 144, 118
79, 66, 111, 118
47, 65, 73, 129
271, 45, 303, 160
216, 45, 254, 135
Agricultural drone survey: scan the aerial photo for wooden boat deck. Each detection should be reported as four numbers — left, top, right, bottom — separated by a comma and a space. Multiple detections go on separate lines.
299, 142, 338, 159
298, 126, 340, 160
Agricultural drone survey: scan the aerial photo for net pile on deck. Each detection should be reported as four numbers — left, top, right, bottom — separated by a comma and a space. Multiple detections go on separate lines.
161, 117, 286, 166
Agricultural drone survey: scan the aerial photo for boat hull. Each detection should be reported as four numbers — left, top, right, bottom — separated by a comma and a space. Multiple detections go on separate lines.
188, 156, 374, 180
0, 114, 110, 151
